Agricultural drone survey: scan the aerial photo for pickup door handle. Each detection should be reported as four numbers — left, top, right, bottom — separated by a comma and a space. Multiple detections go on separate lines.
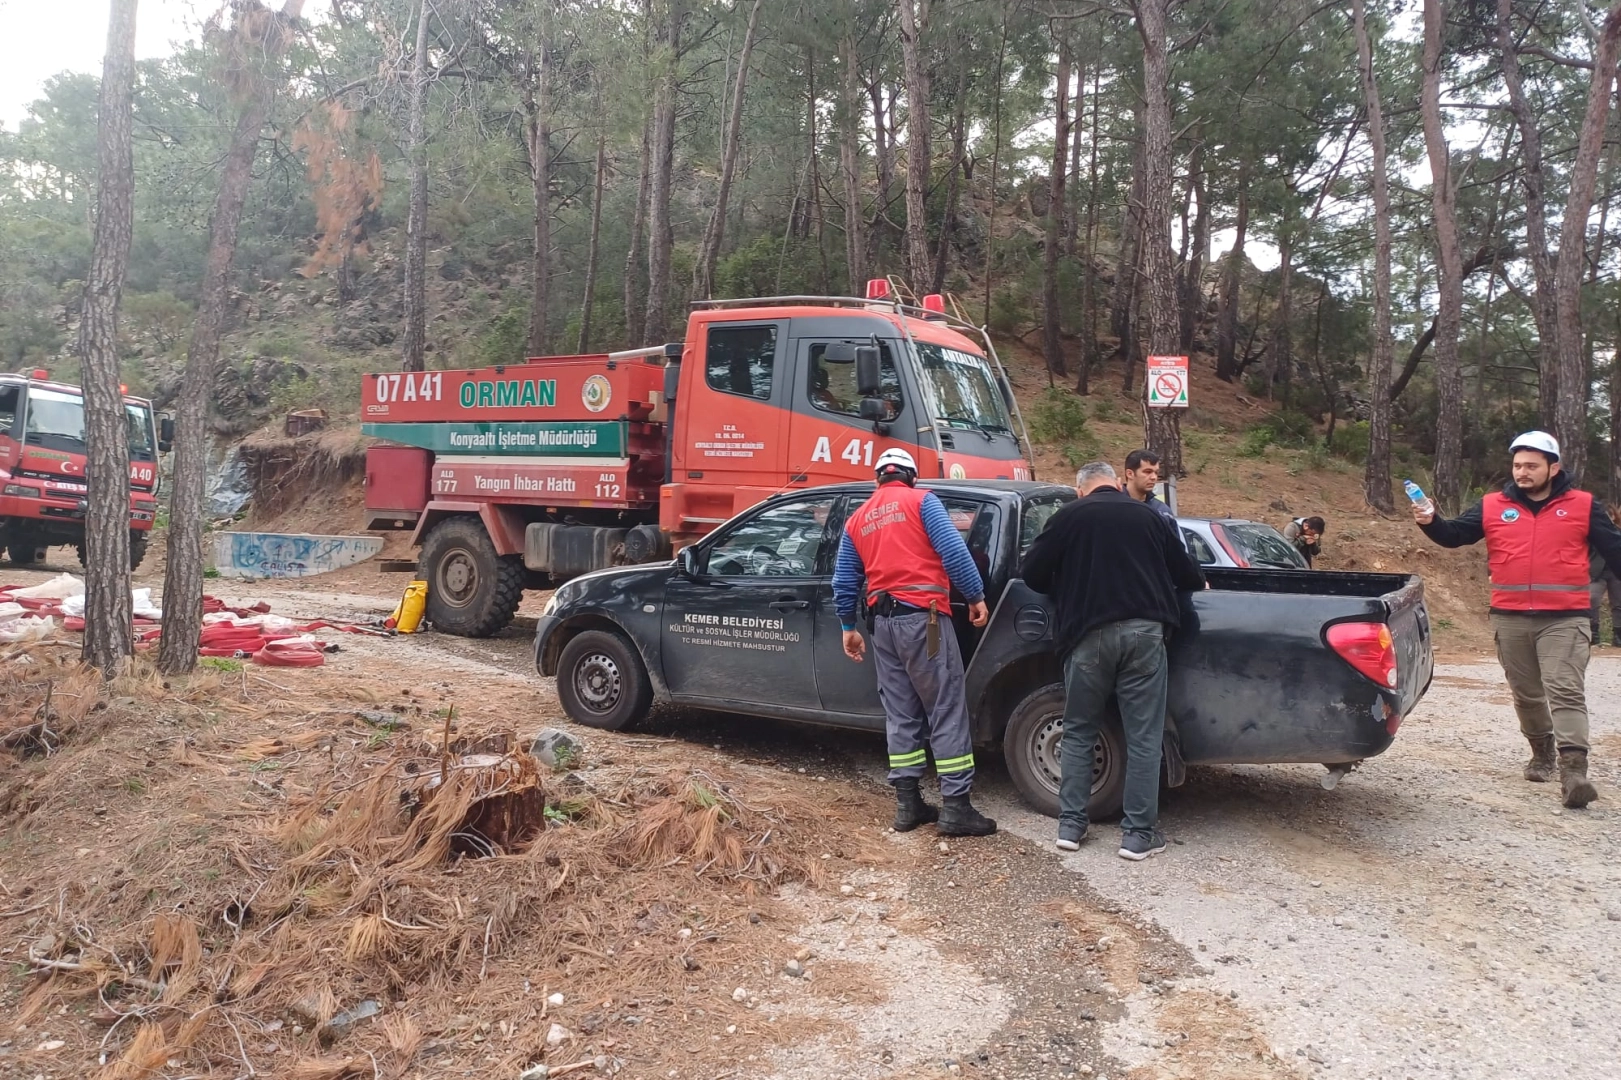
769, 597, 811, 610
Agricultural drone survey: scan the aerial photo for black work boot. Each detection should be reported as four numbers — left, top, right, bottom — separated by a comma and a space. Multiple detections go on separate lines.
937, 794, 997, 837
1524, 734, 1557, 783
891, 778, 938, 832
1559, 749, 1599, 809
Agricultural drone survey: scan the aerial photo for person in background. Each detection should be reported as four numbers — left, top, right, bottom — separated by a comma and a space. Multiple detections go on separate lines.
1020, 461, 1207, 861
1414, 431, 1621, 808
1283, 516, 1326, 567
1591, 509, 1621, 647
833, 448, 996, 837
1123, 449, 1177, 524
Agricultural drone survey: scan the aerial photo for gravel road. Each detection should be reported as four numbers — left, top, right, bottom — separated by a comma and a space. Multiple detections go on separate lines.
24, 566, 1615, 1080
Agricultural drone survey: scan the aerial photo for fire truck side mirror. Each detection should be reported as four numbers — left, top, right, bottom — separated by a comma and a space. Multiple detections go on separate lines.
859, 398, 885, 423
158, 416, 175, 452
823, 342, 856, 364
996, 375, 1014, 412
854, 346, 881, 397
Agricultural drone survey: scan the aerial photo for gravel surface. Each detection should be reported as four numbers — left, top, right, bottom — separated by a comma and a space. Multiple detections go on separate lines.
24, 564, 1614, 1080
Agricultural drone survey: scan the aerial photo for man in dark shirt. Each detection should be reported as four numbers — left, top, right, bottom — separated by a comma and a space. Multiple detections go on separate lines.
1020, 461, 1207, 860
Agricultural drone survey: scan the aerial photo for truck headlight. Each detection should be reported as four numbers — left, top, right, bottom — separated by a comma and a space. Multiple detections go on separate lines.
3, 484, 40, 498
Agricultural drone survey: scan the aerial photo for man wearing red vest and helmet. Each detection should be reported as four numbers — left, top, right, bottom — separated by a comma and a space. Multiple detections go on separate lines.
1416, 430, 1621, 808
833, 448, 995, 836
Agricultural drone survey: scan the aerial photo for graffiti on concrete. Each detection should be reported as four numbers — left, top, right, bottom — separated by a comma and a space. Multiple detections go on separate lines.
213, 532, 384, 579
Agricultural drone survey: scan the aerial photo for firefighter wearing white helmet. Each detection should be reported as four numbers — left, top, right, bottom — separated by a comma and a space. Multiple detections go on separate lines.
1415, 430, 1621, 808
832, 448, 996, 836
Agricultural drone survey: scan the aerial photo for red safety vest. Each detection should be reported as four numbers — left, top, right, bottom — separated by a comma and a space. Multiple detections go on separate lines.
846, 483, 951, 608
1482, 488, 1593, 612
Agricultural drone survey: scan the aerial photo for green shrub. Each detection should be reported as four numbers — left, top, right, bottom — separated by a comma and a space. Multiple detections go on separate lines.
1028, 388, 1091, 444
1090, 396, 1126, 423
1329, 421, 1370, 464
1238, 424, 1275, 457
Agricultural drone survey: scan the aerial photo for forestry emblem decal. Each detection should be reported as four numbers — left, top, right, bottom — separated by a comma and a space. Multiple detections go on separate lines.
582, 375, 612, 414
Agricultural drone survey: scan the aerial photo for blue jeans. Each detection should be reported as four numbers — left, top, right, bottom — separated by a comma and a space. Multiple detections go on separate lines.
1059, 619, 1169, 838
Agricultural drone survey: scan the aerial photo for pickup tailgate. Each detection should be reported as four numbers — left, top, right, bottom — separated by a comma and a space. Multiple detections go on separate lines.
1381, 574, 1434, 720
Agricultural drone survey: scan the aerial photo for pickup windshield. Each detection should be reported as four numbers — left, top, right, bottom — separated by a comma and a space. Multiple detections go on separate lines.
914, 342, 1013, 434
25, 388, 157, 461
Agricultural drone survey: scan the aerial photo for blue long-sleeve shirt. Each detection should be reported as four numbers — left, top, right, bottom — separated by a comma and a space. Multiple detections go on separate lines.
833, 490, 986, 630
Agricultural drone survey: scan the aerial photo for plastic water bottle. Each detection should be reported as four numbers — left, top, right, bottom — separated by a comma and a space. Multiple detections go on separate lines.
1404, 479, 1435, 518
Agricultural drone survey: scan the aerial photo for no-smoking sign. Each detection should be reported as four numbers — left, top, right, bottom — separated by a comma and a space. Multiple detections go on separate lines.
1146, 355, 1189, 408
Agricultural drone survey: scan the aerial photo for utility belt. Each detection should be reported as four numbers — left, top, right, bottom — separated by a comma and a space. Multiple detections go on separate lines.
866, 590, 947, 658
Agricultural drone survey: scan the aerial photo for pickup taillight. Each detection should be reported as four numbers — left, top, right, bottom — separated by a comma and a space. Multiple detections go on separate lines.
1327, 621, 1398, 689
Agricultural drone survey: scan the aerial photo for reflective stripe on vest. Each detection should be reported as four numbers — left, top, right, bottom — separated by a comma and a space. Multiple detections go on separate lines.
1481, 488, 1593, 612
846, 483, 953, 607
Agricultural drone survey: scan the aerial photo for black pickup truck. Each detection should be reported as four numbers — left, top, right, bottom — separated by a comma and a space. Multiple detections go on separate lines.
533, 481, 1434, 818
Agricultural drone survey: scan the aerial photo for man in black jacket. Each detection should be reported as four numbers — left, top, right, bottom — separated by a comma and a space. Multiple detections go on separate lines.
1020, 461, 1208, 860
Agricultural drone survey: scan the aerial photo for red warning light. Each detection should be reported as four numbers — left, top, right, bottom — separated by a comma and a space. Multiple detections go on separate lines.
865, 279, 891, 300
31, 369, 49, 380
922, 294, 946, 315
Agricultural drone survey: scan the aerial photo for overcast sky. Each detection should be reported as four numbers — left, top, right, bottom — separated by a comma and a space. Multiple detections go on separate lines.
0, 0, 208, 129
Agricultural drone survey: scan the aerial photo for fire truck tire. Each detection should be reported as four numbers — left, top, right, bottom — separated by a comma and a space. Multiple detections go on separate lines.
1002, 684, 1127, 821
420, 516, 525, 637
74, 532, 151, 571
7, 539, 47, 567
556, 629, 652, 731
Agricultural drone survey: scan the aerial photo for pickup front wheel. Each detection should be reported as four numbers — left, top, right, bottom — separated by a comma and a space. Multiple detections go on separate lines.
556, 629, 653, 731
1003, 685, 1127, 821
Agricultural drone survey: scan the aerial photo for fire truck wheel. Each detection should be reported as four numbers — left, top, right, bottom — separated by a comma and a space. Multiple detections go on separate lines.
7, 538, 47, 567
74, 532, 151, 571
420, 516, 526, 637
1002, 684, 1126, 821
556, 629, 652, 731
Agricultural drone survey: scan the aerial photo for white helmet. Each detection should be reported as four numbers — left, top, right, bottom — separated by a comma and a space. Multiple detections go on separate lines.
875, 447, 918, 483
1509, 430, 1560, 462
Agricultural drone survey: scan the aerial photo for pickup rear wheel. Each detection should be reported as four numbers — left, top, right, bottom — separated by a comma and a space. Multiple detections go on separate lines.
419, 516, 525, 637
1003, 684, 1127, 821
556, 629, 652, 731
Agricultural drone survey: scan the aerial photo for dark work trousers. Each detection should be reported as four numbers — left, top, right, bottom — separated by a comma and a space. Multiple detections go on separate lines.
1591, 571, 1621, 640
1059, 618, 1169, 838
872, 609, 976, 796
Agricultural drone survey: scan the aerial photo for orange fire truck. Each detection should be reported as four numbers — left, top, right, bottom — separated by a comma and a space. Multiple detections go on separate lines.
360, 284, 1034, 636
0, 369, 169, 568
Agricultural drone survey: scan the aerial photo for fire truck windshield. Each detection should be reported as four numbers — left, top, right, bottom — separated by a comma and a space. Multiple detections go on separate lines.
913, 342, 1012, 434
25, 388, 157, 461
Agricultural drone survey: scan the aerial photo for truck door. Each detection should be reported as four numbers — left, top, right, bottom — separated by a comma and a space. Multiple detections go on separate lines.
660, 493, 835, 710
669, 320, 790, 531
787, 337, 922, 488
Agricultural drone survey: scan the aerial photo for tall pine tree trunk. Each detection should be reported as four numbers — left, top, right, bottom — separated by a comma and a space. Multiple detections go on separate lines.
1551, 2, 1621, 482
693, 0, 763, 300
578, 130, 606, 352
1066, 55, 1085, 258
840, 31, 867, 291
1136, 0, 1180, 474
524, 42, 551, 355
79, 0, 139, 676
401, 0, 430, 372
1269, 215, 1294, 402
1355, 0, 1396, 512
642, 0, 682, 344
868, 77, 896, 263
1179, 141, 1207, 355
624, 119, 651, 341
982, 12, 1008, 323
1215, 163, 1249, 382
1078, 63, 1101, 392
929, 91, 966, 294
1497, 0, 1560, 428
1420, 0, 1465, 512
897, 0, 932, 287
1041, 39, 1071, 379
159, 0, 303, 676
1114, 122, 1145, 392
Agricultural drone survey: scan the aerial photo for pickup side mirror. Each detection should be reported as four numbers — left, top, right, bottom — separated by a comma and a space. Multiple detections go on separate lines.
676, 546, 699, 578
854, 345, 881, 397
158, 416, 175, 452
